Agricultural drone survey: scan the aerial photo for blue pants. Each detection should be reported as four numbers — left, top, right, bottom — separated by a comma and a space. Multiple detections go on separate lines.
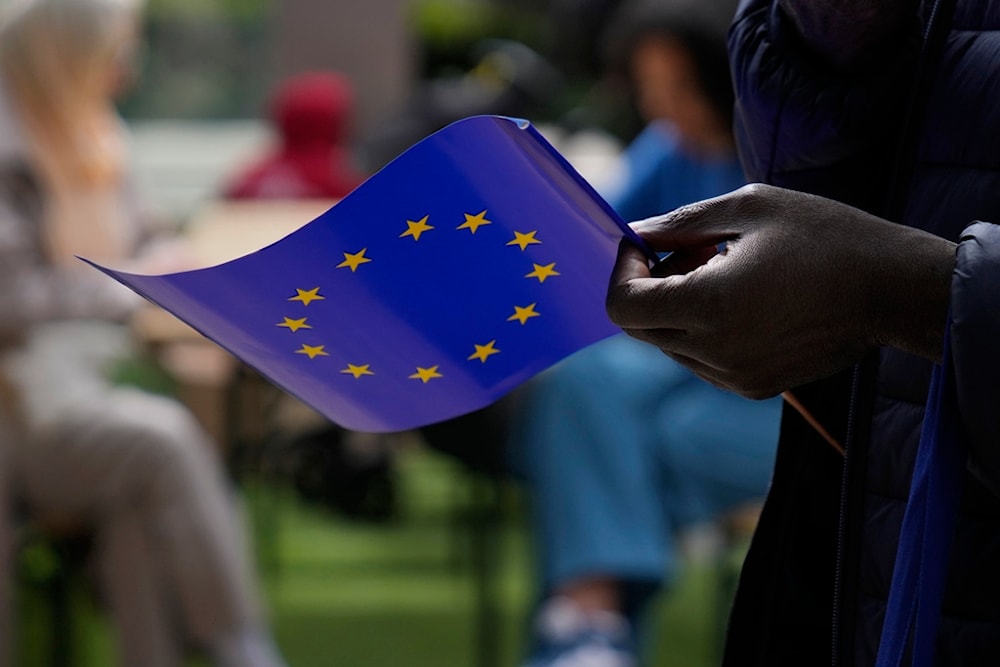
508, 335, 782, 599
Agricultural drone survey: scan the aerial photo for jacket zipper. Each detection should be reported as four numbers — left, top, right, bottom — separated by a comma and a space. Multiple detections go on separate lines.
832, 362, 864, 666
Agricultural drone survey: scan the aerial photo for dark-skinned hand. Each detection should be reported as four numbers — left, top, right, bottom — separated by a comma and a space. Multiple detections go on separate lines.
606, 183, 956, 398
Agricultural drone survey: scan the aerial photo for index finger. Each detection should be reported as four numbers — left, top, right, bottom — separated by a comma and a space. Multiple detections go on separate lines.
606, 239, 693, 331
630, 203, 738, 251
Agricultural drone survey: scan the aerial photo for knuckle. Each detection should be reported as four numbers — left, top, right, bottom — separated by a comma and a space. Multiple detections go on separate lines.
738, 182, 769, 198
733, 182, 780, 216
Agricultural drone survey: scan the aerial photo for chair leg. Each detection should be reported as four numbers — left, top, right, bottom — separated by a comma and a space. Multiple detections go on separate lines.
47, 561, 73, 667
470, 474, 504, 667
17, 533, 82, 667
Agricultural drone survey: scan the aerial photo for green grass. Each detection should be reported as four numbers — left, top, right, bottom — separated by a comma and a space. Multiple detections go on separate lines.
16, 446, 734, 666
254, 448, 532, 667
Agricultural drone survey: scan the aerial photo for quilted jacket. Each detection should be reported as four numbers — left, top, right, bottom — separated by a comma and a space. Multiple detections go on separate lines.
722, 1, 1000, 664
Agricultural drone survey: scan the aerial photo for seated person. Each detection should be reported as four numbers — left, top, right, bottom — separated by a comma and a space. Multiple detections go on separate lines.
0, 1, 287, 665
508, 2, 782, 666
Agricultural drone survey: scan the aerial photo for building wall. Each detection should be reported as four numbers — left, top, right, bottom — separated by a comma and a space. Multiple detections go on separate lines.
275, 0, 417, 137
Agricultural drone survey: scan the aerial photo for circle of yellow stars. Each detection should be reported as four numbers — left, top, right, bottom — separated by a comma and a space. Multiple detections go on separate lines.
277, 208, 557, 383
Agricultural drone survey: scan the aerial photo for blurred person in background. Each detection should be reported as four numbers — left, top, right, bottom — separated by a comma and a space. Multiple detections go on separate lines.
0, 1, 289, 665
508, 2, 782, 666
535, 0, 627, 90
221, 70, 366, 201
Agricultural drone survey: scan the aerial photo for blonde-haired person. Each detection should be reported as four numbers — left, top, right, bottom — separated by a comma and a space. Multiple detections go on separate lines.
0, 1, 288, 666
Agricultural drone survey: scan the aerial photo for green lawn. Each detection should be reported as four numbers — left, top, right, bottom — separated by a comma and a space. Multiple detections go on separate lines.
16, 446, 734, 667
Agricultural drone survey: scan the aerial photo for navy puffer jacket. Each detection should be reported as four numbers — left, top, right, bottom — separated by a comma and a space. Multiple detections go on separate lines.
723, 1, 1000, 665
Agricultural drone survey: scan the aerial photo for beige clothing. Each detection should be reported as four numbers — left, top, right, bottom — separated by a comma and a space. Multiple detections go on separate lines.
0, 73, 275, 666
3, 323, 265, 666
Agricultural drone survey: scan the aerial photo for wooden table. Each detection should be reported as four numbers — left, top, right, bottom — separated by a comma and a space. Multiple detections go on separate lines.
131, 199, 337, 447
132, 198, 335, 339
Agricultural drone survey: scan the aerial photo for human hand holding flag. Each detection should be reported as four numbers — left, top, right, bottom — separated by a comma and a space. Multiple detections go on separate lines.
86, 116, 653, 433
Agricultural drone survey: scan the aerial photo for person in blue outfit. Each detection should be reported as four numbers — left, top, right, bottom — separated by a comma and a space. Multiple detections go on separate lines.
606, 0, 1000, 665
513, 3, 782, 666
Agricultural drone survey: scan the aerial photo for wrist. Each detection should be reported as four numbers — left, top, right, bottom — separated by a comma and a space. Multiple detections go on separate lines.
869, 225, 956, 361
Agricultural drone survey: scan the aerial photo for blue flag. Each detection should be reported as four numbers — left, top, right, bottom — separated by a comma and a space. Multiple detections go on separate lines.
89, 116, 650, 432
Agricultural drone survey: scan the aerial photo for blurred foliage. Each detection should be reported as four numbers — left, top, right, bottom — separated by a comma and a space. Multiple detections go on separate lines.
107, 355, 178, 397
145, 0, 270, 20
119, 0, 610, 125
406, 0, 637, 137
119, 0, 274, 119
16, 540, 61, 585
121, 0, 550, 120
409, 0, 547, 77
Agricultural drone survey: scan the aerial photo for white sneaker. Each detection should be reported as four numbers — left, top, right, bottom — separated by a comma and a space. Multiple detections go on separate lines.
522, 597, 636, 667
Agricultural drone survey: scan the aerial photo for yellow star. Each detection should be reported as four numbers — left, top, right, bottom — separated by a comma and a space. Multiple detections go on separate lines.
276, 317, 311, 332
295, 344, 329, 359
400, 215, 434, 241
289, 287, 325, 306
526, 262, 560, 283
336, 248, 372, 272
507, 230, 541, 251
457, 210, 492, 234
468, 340, 501, 363
341, 363, 374, 378
409, 365, 443, 383
508, 303, 541, 325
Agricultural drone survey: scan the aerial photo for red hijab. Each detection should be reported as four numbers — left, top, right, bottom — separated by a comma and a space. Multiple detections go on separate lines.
224, 71, 365, 200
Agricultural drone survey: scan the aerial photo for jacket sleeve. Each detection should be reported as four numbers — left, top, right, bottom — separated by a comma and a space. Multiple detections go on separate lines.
951, 221, 1000, 495
728, 0, 916, 211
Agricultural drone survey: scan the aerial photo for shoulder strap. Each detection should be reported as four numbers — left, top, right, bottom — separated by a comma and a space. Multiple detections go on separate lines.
875, 314, 967, 666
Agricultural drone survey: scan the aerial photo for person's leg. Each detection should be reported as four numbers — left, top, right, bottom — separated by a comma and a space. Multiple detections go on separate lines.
509, 336, 693, 665
95, 502, 183, 667
5, 321, 285, 666
122, 393, 285, 667
79, 389, 283, 667
652, 382, 782, 532
512, 337, 691, 596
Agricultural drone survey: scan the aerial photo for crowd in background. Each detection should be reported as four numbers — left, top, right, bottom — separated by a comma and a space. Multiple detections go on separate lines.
0, 2, 766, 666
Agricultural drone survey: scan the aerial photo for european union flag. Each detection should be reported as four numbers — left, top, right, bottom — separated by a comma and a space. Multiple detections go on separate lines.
89, 116, 651, 432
